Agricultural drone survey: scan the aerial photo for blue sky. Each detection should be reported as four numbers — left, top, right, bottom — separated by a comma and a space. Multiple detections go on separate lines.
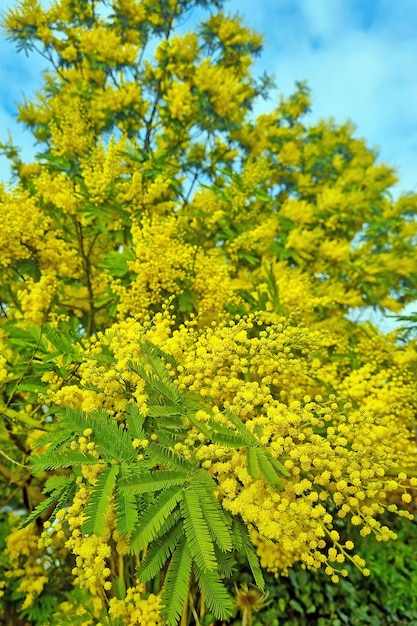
1, 0, 416, 327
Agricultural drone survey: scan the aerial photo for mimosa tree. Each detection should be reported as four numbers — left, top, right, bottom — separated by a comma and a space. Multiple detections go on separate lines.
0, 1, 416, 625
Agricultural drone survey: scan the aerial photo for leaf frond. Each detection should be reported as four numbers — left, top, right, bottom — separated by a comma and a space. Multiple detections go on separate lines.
161, 538, 193, 626
147, 442, 191, 471
130, 485, 183, 554
136, 521, 183, 583
234, 519, 265, 590
30, 450, 98, 474
193, 563, 234, 620
120, 469, 187, 495
125, 403, 146, 440
181, 487, 217, 572
83, 465, 119, 536
115, 469, 139, 537
192, 472, 233, 552
256, 448, 283, 489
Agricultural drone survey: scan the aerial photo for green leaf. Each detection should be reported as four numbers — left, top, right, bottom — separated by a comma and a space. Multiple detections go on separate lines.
14, 257, 40, 280
193, 473, 233, 552
98, 251, 131, 277
30, 450, 98, 474
161, 538, 193, 626
256, 448, 283, 489
42, 475, 73, 495
130, 486, 183, 554
113, 577, 126, 601
128, 356, 181, 405
178, 290, 196, 313
125, 403, 146, 440
61, 408, 135, 462
247, 447, 261, 479
224, 410, 256, 441
136, 521, 183, 583
20, 479, 74, 528
83, 465, 119, 536
140, 341, 179, 371
193, 563, 234, 620
30, 427, 73, 453
211, 431, 252, 448
269, 455, 291, 478
235, 519, 265, 590
120, 470, 187, 495
147, 443, 190, 471
181, 487, 217, 572
43, 325, 80, 358
214, 544, 236, 578
13, 382, 50, 394
115, 469, 138, 537
147, 405, 181, 418
20, 493, 58, 529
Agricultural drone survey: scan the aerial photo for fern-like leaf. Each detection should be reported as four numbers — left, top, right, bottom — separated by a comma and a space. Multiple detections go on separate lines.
42, 475, 72, 495
30, 427, 74, 453
120, 470, 187, 495
136, 521, 183, 583
61, 408, 135, 462
247, 446, 261, 479
30, 450, 98, 474
193, 563, 234, 620
224, 409, 257, 440
147, 405, 181, 419
214, 544, 236, 578
83, 465, 119, 536
181, 487, 217, 572
193, 472, 233, 552
20, 493, 58, 529
20, 479, 74, 528
269, 455, 291, 477
114, 472, 138, 537
128, 360, 181, 405
256, 448, 283, 489
235, 519, 265, 590
231, 518, 244, 551
125, 403, 146, 440
140, 340, 179, 371
161, 538, 193, 626
130, 485, 183, 554
210, 431, 252, 448
147, 443, 190, 471
49, 482, 75, 524
43, 325, 81, 360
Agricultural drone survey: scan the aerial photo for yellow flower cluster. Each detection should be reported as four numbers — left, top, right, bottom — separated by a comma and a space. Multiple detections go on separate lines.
79, 137, 126, 207
0, 184, 49, 268
51, 474, 112, 597
108, 583, 162, 625
17, 271, 58, 326
164, 81, 194, 121
4, 522, 49, 609
112, 214, 238, 324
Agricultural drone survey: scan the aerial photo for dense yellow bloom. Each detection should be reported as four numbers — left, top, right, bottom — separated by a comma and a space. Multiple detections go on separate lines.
109, 584, 163, 625
43, 310, 416, 581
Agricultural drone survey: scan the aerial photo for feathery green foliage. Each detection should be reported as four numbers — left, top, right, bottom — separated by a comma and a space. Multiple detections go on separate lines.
83, 465, 120, 536
130, 486, 183, 554
161, 538, 193, 626
181, 486, 218, 572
